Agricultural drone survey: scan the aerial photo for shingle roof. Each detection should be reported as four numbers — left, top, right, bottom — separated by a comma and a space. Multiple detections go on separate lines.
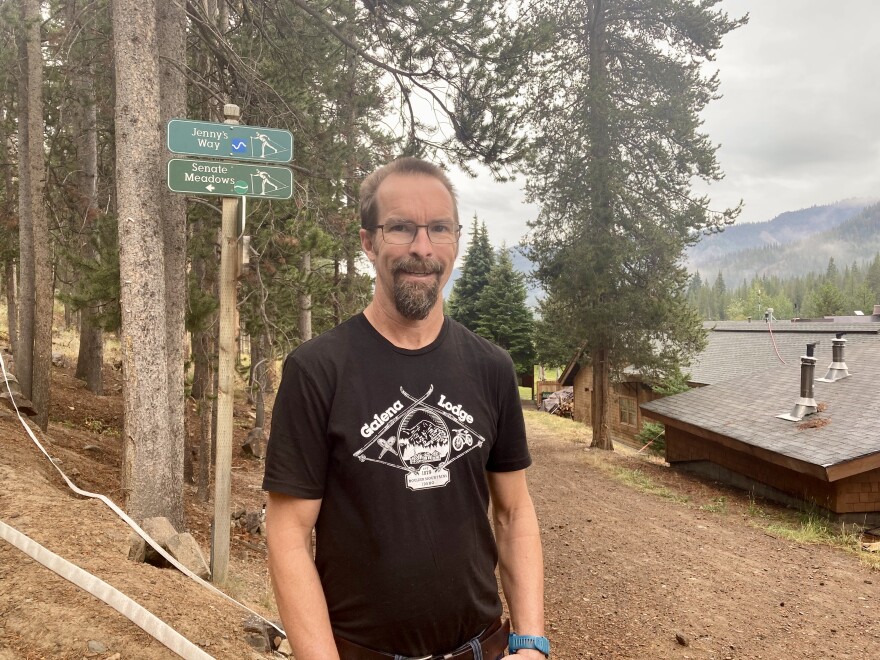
685, 321, 880, 385
642, 337, 880, 472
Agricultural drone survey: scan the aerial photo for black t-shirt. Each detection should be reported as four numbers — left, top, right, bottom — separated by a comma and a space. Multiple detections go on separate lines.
263, 314, 531, 656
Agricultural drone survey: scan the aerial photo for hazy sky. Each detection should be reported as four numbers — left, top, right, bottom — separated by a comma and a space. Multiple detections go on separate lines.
448, 0, 880, 251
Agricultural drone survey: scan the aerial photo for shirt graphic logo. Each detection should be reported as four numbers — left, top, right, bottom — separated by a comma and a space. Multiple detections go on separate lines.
353, 385, 485, 491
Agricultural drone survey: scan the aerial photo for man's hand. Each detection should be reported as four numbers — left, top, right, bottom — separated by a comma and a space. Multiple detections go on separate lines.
511, 650, 548, 659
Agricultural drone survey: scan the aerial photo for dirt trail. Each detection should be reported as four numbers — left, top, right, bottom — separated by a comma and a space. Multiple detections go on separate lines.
1, 367, 878, 658
525, 412, 879, 659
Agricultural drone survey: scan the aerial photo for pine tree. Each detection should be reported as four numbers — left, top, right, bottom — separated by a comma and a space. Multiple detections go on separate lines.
448, 217, 495, 332
803, 282, 845, 318
713, 272, 728, 320
866, 253, 880, 301
475, 248, 535, 375
524, 0, 745, 449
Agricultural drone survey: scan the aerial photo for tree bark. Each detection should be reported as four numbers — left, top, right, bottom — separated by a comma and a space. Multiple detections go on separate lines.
0, 115, 18, 359
251, 331, 265, 430
299, 251, 312, 342
157, 0, 188, 529
113, 0, 178, 524
15, 20, 33, 399
585, 0, 613, 451
190, 216, 218, 503
4, 263, 17, 358
73, 7, 104, 395
590, 347, 613, 450
23, 0, 54, 431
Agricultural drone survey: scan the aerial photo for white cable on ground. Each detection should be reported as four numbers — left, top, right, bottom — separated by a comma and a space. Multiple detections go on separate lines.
0, 352, 284, 638
0, 519, 214, 660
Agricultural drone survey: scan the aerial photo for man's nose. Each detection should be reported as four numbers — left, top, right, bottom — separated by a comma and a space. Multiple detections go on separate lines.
408, 226, 434, 255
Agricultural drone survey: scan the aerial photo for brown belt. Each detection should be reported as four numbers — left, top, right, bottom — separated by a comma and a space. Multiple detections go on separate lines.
334, 617, 510, 660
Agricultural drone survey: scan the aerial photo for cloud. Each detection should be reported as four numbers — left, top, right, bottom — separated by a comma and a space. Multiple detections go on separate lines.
453, 1, 880, 244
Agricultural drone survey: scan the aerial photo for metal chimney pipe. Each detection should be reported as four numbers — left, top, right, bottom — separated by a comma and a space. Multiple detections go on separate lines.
777, 342, 819, 421
817, 332, 850, 382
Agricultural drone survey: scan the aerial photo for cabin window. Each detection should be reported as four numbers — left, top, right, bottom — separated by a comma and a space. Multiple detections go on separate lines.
618, 396, 637, 427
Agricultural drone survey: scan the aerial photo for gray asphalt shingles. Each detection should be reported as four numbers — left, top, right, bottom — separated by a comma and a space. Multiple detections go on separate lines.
644, 334, 880, 469
686, 321, 880, 385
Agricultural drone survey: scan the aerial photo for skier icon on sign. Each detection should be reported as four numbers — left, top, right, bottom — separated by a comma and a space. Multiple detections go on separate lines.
254, 132, 280, 159
254, 169, 280, 195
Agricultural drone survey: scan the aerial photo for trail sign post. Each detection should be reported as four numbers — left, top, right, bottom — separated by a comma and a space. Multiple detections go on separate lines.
164, 109, 294, 586
167, 159, 292, 199
167, 119, 293, 163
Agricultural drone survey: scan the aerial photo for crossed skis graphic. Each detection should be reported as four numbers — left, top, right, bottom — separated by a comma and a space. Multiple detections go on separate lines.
353, 386, 486, 473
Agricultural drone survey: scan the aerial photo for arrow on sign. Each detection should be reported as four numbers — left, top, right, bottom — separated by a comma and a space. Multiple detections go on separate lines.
206, 184, 215, 192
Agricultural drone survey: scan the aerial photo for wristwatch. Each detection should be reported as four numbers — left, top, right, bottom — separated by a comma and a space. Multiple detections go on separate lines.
508, 633, 550, 657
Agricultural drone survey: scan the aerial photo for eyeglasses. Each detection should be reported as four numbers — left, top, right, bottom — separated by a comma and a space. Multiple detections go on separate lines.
376, 221, 461, 245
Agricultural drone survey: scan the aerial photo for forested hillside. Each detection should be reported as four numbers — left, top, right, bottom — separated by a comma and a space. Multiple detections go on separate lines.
691, 202, 880, 286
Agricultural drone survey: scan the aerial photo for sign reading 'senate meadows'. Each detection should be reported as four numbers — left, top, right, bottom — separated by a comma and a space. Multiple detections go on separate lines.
166, 159, 292, 199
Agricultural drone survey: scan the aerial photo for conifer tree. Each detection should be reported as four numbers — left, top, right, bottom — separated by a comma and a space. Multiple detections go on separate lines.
866, 253, 880, 301
803, 282, 845, 318
475, 248, 535, 375
448, 217, 495, 332
524, 0, 745, 449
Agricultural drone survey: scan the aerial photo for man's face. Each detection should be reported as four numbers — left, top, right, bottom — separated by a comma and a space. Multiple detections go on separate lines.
361, 173, 459, 320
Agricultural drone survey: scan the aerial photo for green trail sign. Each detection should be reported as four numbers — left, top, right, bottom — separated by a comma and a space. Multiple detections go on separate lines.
167, 119, 293, 163
167, 159, 293, 199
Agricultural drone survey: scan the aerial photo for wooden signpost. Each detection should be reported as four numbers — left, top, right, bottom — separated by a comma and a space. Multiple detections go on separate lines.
166, 105, 293, 585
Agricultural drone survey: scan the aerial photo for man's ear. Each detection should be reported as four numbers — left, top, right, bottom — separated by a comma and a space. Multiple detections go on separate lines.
360, 228, 377, 264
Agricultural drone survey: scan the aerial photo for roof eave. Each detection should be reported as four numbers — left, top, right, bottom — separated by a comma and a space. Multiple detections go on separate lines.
640, 408, 830, 482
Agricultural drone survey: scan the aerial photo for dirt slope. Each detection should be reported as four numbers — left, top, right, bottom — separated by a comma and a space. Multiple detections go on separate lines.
1, 364, 878, 659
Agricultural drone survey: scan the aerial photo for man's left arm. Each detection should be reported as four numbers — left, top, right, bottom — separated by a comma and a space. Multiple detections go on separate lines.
488, 469, 546, 658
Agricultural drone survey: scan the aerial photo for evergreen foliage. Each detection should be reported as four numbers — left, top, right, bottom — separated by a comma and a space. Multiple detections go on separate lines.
448, 217, 495, 331
687, 252, 880, 321
522, 0, 744, 447
474, 247, 535, 375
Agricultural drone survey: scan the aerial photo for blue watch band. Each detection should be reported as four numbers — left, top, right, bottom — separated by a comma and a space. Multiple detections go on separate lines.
508, 633, 550, 657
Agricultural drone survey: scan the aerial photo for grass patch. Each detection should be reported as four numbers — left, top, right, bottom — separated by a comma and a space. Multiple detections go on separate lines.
764, 509, 858, 546
608, 466, 689, 504
518, 386, 532, 401
700, 496, 727, 514
522, 409, 588, 444
752, 505, 880, 570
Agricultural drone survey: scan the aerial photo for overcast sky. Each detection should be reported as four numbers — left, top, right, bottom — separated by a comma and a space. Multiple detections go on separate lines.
448, 0, 880, 252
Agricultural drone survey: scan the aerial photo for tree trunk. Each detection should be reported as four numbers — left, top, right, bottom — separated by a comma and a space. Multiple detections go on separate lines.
589, 347, 613, 450
73, 18, 104, 395
23, 0, 53, 431
299, 251, 312, 342
113, 0, 177, 525
0, 114, 18, 360
4, 263, 17, 358
15, 22, 33, 399
585, 0, 613, 451
190, 215, 218, 502
157, 0, 188, 530
251, 331, 265, 429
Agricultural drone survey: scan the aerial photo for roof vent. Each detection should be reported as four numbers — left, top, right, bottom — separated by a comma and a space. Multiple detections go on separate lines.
815, 333, 849, 383
777, 342, 819, 422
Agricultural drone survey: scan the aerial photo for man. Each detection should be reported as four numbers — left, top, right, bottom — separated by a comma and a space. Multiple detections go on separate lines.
263, 157, 548, 660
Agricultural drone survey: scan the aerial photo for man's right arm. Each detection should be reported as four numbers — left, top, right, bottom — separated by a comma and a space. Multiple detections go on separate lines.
266, 491, 340, 660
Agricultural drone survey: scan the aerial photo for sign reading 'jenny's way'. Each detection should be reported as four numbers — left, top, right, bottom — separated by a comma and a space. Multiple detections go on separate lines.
167, 159, 293, 199
167, 119, 293, 164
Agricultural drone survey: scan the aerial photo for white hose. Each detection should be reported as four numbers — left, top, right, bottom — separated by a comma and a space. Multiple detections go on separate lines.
0, 352, 284, 639
0, 519, 214, 660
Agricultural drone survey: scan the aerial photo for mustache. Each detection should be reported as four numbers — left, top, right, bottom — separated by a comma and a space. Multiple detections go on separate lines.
391, 257, 443, 276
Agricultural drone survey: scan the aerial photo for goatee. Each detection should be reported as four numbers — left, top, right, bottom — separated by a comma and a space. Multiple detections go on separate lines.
391, 257, 443, 320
